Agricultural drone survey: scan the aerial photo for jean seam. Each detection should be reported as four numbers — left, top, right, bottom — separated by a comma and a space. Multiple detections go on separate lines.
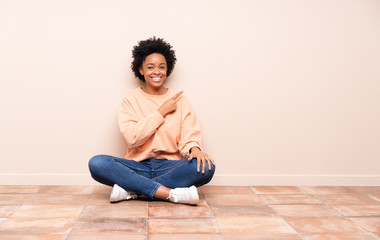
157, 159, 188, 172
151, 159, 155, 178
148, 182, 161, 198
152, 160, 189, 181
112, 158, 151, 172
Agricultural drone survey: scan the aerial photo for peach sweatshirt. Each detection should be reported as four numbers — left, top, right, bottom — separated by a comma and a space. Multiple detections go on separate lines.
118, 87, 202, 161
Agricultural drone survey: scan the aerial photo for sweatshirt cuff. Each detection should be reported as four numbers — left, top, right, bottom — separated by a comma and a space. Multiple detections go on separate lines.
182, 142, 202, 158
152, 110, 165, 126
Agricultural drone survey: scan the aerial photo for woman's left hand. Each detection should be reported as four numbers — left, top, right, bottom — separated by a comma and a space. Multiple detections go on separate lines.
188, 147, 215, 174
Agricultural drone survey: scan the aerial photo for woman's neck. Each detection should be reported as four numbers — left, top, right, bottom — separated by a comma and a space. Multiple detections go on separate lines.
141, 86, 168, 95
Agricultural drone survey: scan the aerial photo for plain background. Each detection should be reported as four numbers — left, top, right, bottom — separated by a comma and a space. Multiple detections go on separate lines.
1, 0, 379, 185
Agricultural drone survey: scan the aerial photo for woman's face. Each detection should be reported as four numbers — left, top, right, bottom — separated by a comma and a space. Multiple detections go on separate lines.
139, 53, 167, 91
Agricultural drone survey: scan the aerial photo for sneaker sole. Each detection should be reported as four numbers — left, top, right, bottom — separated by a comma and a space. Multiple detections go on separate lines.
110, 185, 138, 203
109, 187, 123, 203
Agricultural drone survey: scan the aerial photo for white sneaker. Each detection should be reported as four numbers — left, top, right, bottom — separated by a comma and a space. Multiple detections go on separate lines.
168, 185, 199, 205
109, 184, 138, 203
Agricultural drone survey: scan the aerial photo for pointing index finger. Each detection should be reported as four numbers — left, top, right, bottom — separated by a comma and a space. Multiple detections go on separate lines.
172, 91, 184, 100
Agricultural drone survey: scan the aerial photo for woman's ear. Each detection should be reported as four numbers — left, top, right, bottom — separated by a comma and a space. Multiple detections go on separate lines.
139, 67, 144, 76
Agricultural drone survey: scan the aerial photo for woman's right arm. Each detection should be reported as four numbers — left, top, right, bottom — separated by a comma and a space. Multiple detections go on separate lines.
118, 98, 165, 148
118, 91, 183, 148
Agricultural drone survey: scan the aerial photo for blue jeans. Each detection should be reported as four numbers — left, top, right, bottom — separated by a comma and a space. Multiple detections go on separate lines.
88, 155, 215, 198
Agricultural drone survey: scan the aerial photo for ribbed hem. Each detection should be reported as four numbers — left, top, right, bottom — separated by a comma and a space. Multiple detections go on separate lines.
138, 87, 172, 98
151, 110, 165, 125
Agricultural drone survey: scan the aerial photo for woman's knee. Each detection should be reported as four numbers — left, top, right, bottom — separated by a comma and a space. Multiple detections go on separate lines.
203, 162, 215, 180
189, 159, 215, 175
88, 154, 110, 173
188, 159, 215, 183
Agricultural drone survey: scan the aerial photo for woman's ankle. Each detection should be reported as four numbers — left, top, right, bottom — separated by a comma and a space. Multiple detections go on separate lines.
153, 185, 171, 200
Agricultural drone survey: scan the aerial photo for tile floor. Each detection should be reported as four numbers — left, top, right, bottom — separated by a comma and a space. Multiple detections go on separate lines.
0, 185, 379, 239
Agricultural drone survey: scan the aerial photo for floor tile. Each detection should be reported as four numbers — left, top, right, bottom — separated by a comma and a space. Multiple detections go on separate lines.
0, 194, 33, 204
148, 218, 219, 234
92, 185, 112, 195
332, 205, 380, 217
67, 234, 146, 240
216, 217, 296, 234
252, 186, 304, 194
86, 194, 110, 204
285, 217, 364, 233
79, 203, 146, 219
200, 186, 253, 194
204, 193, 264, 205
11, 204, 84, 218
1, 184, 379, 238
211, 205, 276, 217
149, 204, 212, 218
350, 187, 380, 194
259, 194, 321, 205
0, 217, 74, 234
38, 186, 94, 195
314, 194, 380, 205
270, 205, 342, 218
0, 205, 20, 217
226, 234, 302, 240
0, 185, 42, 194
300, 233, 379, 240
350, 217, 380, 234
300, 187, 357, 195
0, 234, 66, 240
71, 218, 146, 234
148, 234, 225, 240
25, 194, 90, 205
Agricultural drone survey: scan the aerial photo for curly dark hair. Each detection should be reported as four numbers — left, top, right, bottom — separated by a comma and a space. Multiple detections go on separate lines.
131, 37, 177, 82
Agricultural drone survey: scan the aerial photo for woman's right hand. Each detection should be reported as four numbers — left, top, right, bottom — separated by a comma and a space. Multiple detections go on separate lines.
158, 91, 183, 117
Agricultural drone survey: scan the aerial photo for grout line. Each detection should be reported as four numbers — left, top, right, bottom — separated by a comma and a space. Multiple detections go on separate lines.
146, 200, 149, 240
2, 186, 44, 220
35, 185, 46, 194
249, 186, 257, 194
6, 204, 23, 219
266, 204, 303, 239
368, 194, 380, 202
344, 216, 374, 234
200, 189, 228, 240
63, 186, 93, 240
249, 186, 311, 239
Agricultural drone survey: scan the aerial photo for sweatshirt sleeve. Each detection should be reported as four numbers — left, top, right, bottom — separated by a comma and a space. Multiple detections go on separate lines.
178, 99, 202, 158
118, 97, 165, 148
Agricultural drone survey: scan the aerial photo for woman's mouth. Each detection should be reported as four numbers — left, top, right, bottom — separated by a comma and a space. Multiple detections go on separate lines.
151, 77, 162, 82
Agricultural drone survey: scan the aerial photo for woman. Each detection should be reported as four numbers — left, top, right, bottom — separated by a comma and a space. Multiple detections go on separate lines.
89, 37, 215, 205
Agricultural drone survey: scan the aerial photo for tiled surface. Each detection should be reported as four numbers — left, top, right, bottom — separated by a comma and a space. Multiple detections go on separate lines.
0, 185, 379, 239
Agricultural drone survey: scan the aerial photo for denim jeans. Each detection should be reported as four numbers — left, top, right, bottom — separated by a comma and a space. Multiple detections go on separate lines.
88, 155, 215, 198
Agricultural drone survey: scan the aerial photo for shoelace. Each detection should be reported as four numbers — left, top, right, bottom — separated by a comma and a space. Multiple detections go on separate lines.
168, 189, 183, 201
175, 189, 191, 200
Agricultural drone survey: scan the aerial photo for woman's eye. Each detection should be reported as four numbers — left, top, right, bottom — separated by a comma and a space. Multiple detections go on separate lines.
147, 67, 153, 70
160, 66, 166, 70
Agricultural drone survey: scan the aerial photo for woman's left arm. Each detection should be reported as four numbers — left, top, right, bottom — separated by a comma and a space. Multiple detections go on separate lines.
177, 97, 215, 173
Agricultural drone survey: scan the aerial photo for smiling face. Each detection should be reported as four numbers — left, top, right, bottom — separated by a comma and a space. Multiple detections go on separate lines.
139, 53, 168, 94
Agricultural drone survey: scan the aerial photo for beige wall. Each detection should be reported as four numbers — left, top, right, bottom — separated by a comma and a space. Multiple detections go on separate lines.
1, 0, 379, 185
